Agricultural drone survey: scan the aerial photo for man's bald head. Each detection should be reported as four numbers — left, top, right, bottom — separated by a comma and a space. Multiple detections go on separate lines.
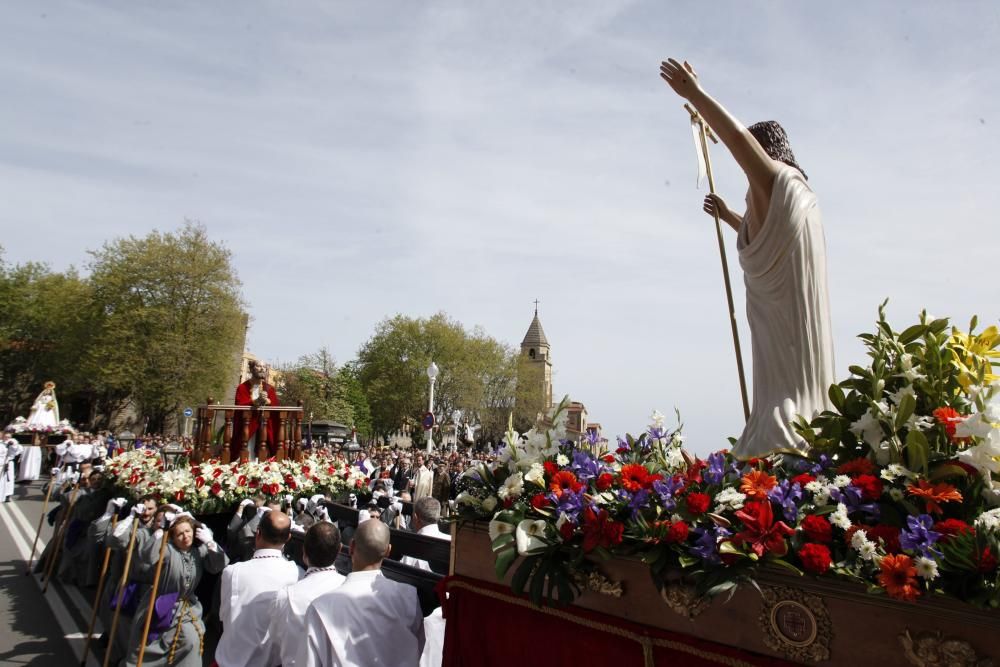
257, 510, 292, 548
351, 518, 391, 570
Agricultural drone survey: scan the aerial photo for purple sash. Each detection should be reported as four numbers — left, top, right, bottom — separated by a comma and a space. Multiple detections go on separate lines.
147, 591, 181, 642
109, 582, 139, 616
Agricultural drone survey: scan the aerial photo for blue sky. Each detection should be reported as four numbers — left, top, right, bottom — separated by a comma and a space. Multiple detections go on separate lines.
2, 2, 998, 454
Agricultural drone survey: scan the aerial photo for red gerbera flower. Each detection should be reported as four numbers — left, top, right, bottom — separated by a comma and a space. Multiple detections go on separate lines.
619, 464, 651, 492
530, 493, 549, 510
549, 471, 584, 497
798, 543, 832, 574
543, 461, 559, 477
878, 554, 921, 601
978, 547, 998, 574
595, 473, 614, 491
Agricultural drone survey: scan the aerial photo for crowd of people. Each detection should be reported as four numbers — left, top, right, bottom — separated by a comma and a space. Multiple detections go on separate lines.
25, 439, 491, 666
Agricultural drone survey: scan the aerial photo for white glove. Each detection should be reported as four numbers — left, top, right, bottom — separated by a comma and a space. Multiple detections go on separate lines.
290, 522, 305, 534
164, 512, 177, 525
195, 526, 214, 544
256, 506, 272, 518
112, 497, 127, 509
296, 498, 308, 512
131, 504, 146, 517
315, 506, 330, 523
284, 494, 293, 505
164, 503, 182, 513
358, 509, 371, 524
153, 529, 164, 542
50, 467, 61, 477
392, 500, 403, 513
104, 499, 119, 516
239, 498, 255, 510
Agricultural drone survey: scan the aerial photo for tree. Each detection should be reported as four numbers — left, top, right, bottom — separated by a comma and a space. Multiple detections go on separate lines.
355, 312, 518, 443
0, 251, 97, 423
278, 348, 351, 423
85, 222, 245, 432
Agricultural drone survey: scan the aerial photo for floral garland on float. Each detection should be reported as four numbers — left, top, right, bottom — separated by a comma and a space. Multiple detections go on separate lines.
104, 449, 370, 514
5, 416, 76, 435
454, 306, 1000, 610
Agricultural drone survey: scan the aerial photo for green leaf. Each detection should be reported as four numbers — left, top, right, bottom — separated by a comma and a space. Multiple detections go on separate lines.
828, 384, 846, 412
529, 559, 551, 606
678, 554, 699, 568
510, 556, 536, 595
705, 580, 738, 597
769, 558, 804, 577
929, 463, 969, 482
898, 324, 926, 345
491, 533, 515, 553
494, 547, 518, 579
894, 393, 916, 431
905, 429, 930, 475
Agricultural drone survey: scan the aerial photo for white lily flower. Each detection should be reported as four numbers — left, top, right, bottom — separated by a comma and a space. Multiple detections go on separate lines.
481, 496, 498, 513
524, 463, 545, 486
515, 519, 548, 555
497, 471, 524, 500
849, 410, 883, 448
488, 518, 515, 543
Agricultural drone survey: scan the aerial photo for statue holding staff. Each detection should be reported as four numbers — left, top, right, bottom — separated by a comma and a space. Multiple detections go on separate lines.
660, 58, 835, 459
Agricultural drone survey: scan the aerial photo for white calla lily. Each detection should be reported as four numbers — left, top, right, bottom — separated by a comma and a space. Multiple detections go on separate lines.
488, 518, 515, 544
515, 519, 548, 555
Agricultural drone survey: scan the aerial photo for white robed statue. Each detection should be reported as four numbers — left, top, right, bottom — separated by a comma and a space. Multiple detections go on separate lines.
660, 59, 835, 459
26, 381, 60, 430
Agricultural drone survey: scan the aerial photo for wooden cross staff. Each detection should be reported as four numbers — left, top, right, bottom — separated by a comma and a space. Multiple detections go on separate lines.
684, 103, 750, 422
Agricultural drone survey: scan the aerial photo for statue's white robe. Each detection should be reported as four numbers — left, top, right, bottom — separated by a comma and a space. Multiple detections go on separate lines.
735, 166, 835, 458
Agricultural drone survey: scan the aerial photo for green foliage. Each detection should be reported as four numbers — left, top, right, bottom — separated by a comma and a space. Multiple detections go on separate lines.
277, 350, 373, 438
85, 222, 246, 431
355, 312, 518, 442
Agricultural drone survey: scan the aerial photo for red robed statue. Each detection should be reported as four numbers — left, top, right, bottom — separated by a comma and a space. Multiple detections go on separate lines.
230, 359, 281, 460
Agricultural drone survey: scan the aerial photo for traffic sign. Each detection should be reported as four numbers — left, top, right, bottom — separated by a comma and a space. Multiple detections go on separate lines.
421, 411, 435, 429
183, 407, 193, 418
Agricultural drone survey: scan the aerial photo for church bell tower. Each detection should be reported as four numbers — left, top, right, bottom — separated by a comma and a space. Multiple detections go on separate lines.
520, 302, 553, 412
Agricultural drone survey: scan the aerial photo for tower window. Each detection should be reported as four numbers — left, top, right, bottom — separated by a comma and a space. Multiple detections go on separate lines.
528, 348, 536, 358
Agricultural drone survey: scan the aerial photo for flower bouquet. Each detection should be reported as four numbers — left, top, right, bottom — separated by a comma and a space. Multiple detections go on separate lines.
454, 308, 1000, 612
105, 448, 370, 514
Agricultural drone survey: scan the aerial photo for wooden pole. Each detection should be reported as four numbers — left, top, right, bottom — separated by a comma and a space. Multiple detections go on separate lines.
136, 529, 170, 667
80, 514, 119, 666
685, 103, 751, 422
25, 470, 58, 574
103, 517, 141, 667
42, 481, 80, 592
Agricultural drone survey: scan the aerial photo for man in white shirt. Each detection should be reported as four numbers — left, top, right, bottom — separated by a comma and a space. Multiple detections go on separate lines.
298, 519, 424, 667
400, 498, 451, 572
216, 510, 301, 667
269, 521, 345, 667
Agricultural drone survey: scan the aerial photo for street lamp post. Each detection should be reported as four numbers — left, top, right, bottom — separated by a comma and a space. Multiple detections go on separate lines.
426, 361, 438, 454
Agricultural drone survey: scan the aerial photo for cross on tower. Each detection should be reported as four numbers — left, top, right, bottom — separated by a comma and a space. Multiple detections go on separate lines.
533, 299, 540, 315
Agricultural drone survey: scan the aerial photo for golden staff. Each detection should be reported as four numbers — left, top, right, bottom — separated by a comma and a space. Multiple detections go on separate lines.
103, 517, 141, 667
42, 480, 81, 592
81, 513, 119, 666
136, 529, 170, 667
25, 469, 60, 575
684, 102, 751, 422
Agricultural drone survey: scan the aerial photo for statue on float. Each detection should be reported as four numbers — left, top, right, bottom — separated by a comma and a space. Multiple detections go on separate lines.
230, 359, 280, 460
26, 381, 60, 431
660, 58, 835, 459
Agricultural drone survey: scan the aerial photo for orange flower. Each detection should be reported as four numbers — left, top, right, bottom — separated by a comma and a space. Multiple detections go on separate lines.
878, 554, 921, 601
906, 479, 963, 515
549, 471, 583, 497
740, 469, 777, 500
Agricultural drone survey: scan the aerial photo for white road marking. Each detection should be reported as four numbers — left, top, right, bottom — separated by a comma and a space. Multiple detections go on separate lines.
0, 503, 102, 666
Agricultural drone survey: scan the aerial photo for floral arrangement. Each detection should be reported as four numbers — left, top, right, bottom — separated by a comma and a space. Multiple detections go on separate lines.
455, 309, 1000, 610
104, 449, 370, 514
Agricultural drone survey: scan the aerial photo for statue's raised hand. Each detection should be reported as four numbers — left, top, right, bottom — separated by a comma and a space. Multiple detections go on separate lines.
659, 59, 701, 100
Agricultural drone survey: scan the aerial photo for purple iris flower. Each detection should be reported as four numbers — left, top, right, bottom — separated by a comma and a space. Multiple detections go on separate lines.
549, 488, 586, 522
767, 480, 803, 524
689, 526, 731, 565
570, 451, 600, 482
900, 514, 942, 558
623, 489, 651, 519
585, 430, 600, 447
652, 476, 685, 511
616, 436, 630, 452
704, 452, 727, 485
